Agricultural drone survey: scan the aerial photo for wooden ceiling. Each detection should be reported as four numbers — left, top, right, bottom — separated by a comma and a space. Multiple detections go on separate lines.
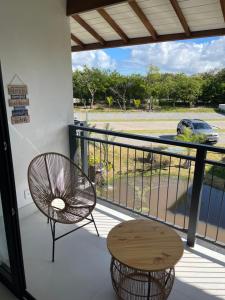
68, 0, 225, 52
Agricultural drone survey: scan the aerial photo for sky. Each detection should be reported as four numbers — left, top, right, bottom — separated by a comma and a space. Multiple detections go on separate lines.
71, 36, 225, 75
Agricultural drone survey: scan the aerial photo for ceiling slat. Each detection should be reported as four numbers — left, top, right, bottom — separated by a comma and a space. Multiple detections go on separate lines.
71, 28, 225, 52
71, 34, 84, 48
97, 8, 129, 42
72, 15, 105, 45
221, 0, 225, 21
67, 0, 127, 16
128, 0, 158, 40
169, 0, 191, 36
70, 0, 225, 52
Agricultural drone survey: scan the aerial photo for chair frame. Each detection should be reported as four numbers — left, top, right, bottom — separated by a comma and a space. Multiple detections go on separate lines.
28, 152, 99, 262
49, 212, 99, 262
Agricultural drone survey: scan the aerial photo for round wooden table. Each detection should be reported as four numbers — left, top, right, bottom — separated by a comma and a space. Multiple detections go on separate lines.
107, 220, 184, 300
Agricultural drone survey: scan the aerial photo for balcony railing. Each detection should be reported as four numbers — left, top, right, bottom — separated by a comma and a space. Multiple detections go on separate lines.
69, 122, 225, 248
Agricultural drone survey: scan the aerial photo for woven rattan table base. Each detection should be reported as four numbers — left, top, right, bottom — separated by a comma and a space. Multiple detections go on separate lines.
110, 258, 175, 300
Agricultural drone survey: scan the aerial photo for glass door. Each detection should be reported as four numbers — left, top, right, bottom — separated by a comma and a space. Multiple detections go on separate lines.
0, 62, 35, 299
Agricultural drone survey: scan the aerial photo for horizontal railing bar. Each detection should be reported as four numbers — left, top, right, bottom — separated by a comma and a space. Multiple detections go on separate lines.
70, 124, 225, 153
74, 134, 196, 161
205, 159, 225, 168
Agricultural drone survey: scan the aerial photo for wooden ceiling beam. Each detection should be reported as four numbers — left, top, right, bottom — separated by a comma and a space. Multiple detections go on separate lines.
67, 0, 127, 16
221, 0, 225, 21
169, 0, 191, 37
71, 28, 225, 52
97, 8, 129, 43
71, 34, 84, 48
72, 15, 105, 45
128, 0, 157, 40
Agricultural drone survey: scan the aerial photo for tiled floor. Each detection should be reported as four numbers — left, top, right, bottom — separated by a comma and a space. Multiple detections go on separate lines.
1, 200, 225, 299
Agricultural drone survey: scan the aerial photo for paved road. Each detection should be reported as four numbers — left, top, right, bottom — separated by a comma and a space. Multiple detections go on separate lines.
74, 111, 225, 145
75, 111, 225, 121
93, 120, 225, 131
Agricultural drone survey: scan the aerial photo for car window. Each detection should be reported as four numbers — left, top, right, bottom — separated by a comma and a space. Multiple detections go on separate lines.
186, 121, 192, 128
193, 123, 211, 130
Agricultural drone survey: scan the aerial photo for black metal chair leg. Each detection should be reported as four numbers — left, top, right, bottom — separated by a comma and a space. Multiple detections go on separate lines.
52, 222, 56, 262
48, 214, 98, 262
47, 206, 50, 223
91, 213, 99, 237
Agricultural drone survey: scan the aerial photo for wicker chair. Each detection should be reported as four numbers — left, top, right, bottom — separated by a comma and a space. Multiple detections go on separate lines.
28, 152, 99, 262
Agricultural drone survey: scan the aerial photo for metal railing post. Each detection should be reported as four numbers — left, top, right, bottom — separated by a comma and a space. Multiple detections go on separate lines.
69, 121, 80, 162
187, 147, 207, 247
80, 121, 88, 176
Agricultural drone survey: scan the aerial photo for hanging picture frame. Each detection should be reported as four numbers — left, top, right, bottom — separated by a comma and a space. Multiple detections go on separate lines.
7, 74, 30, 124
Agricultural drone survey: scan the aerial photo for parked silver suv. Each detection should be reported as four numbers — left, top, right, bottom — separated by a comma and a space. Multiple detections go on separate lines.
177, 119, 219, 144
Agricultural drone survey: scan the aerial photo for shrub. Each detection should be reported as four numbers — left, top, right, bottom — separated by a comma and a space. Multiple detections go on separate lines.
106, 96, 113, 107
133, 99, 141, 109
88, 156, 101, 167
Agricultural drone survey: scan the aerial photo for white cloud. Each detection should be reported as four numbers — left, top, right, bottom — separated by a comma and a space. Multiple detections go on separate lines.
71, 38, 225, 74
128, 37, 225, 74
72, 50, 116, 71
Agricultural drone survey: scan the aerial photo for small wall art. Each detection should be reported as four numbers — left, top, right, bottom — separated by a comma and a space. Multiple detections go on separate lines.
7, 74, 30, 124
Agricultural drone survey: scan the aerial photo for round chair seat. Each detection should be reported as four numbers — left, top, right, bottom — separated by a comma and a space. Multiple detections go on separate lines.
48, 201, 94, 224
28, 152, 96, 224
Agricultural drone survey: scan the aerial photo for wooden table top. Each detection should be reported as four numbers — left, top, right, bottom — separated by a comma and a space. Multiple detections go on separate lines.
107, 219, 184, 272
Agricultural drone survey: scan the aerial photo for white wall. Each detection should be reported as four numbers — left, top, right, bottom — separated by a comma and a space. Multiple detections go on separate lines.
0, 0, 74, 208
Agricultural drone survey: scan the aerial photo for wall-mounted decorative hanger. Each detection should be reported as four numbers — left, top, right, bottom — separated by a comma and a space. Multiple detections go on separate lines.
7, 74, 30, 124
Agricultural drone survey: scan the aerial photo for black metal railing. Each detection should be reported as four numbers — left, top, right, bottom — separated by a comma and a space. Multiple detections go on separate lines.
69, 122, 225, 248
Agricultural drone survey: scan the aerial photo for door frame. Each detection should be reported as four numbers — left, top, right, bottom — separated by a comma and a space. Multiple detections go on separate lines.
0, 62, 35, 300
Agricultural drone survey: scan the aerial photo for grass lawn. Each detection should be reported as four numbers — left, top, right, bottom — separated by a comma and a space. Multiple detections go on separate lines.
75, 106, 222, 113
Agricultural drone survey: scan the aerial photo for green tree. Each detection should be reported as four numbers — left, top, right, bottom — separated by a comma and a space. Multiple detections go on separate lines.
127, 74, 147, 100
72, 65, 225, 110
72, 70, 89, 106
82, 66, 106, 108
160, 73, 177, 106
202, 69, 225, 105
145, 65, 162, 109
172, 74, 203, 106
109, 72, 129, 110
